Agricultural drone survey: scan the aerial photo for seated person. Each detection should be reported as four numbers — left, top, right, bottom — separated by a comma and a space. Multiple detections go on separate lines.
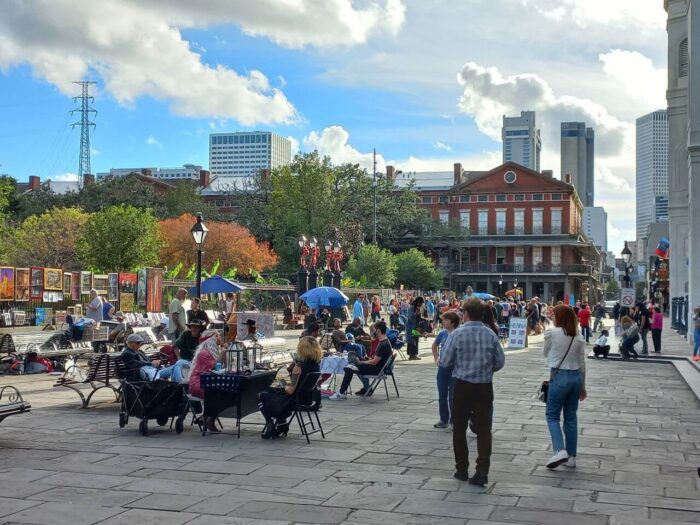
319, 308, 331, 329
120, 333, 186, 382
303, 308, 318, 330
300, 322, 321, 340
241, 319, 265, 341
172, 320, 205, 378
330, 318, 366, 357
188, 330, 226, 433
259, 336, 322, 439
330, 321, 393, 399
592, 329, 610, 359
345, 317, 372, 353
108, 311, 129, 344
187, 297, 210, 326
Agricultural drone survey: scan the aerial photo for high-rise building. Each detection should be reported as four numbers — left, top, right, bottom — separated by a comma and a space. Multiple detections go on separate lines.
582, 206, 607, 252
635, 110, 669, 243
209, 131, 292, 178
502, 111, 541, 171
560, 122, 595, 207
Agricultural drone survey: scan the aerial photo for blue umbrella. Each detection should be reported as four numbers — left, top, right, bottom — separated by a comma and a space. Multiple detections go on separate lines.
300, 286, 349, 309
189, 275, 247, 295
471, 292, 496, 300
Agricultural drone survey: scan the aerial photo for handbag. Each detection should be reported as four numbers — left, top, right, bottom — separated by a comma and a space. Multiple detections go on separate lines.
538, 336, 575, 403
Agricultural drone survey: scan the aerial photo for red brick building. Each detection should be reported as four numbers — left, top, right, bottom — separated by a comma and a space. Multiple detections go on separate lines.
404, 162, 601, 302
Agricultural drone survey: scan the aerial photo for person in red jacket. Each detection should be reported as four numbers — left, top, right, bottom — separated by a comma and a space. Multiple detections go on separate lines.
577, 304, 592, 343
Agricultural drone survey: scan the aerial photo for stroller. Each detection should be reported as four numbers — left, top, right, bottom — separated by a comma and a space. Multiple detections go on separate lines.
119, 379, 189, 436
386, 329, 407, 360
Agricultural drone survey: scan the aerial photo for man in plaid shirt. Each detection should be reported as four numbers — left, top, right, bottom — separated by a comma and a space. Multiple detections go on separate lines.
441, 297, 506, 486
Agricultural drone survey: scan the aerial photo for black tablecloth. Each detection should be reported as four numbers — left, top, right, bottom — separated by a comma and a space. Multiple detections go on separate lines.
202, 370, 277, 419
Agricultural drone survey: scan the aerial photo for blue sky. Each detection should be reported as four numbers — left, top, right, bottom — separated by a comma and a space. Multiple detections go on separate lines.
0, 0, 669, 253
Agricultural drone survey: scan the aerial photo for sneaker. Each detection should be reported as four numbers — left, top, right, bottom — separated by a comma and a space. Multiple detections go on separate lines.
329, 392, 347, 400
408, 355, 420, 361
434, 421, 448, 429
564, 457, 576, 468
546, 450, 569, 469
693, 355, 700, 361
468, 473, 488, 486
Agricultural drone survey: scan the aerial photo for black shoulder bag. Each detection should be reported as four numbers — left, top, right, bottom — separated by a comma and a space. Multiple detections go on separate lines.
538, 336, 574, 403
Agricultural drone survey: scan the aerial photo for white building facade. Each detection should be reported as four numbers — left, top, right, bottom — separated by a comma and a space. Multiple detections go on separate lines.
582, 206, 608, 252
209, 131, 292, 178
96, 164, 203, 182
561, 122, 595, 207
502, 111, 541, 171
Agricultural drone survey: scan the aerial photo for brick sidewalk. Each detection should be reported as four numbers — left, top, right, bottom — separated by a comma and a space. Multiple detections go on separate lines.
0, 333, 698, 525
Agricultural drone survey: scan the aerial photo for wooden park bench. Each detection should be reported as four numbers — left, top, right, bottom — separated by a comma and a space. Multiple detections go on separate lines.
0, 385, 31, 423
0, 331, 64, 356
54, 353, 122, 408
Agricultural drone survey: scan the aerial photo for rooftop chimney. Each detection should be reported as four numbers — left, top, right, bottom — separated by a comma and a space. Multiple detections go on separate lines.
386, 165, 396, 183
542, 170, 553, 178
199, 169, 210, 188
453, 163, 463, 186
564, 173, 572, 184
28, 175, 40, 191
83, 174, 95, 186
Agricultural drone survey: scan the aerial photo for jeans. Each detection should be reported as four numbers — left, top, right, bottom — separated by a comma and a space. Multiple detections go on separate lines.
621, 336, 639, 359
651, 329, 662, 353
640, 329, 649, 353
693, 328, 700, 357
581, 326, 590, 343
436, 366, 454, 424
452, 380, 493, 476
339, 363, 381, 393
593, 316, 603, 332
545, 369, 582, 457
141, 360, 188, 383
341, 342, 366, 358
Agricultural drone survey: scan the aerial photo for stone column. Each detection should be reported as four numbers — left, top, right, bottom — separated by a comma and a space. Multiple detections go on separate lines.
543, 282, 551, 304
687, 1, 700, 343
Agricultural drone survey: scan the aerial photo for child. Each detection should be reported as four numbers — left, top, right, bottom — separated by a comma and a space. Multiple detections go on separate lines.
592, 329, 610, 359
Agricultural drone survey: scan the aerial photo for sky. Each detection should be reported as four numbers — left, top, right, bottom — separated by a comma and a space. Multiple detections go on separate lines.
0, 0, 669, 256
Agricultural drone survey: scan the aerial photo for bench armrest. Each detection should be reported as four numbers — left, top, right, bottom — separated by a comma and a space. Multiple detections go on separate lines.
0, 386, 26, 404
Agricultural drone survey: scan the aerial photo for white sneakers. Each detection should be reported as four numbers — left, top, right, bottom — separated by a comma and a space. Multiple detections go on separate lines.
329, 392, 347, 400
564, 457, 576, 468
546, 450, 569, 469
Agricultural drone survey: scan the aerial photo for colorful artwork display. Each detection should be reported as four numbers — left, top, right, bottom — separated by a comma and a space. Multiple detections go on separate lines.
71, 272, 81, 301
93, 274, 109, 295
146, 268, 163, 313
30, 267, 43, 299
119, 272, 137, 312
44, 268, 63, 291
137, 269, 147, 307
15, 268, 29, 301
80, 271, 92, 295
108, 273, 119, 301
63, 273, 72, 295
0, 267, 14, 301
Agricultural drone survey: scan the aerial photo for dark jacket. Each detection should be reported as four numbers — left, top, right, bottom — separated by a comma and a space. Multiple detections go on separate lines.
121, 346, 151, 371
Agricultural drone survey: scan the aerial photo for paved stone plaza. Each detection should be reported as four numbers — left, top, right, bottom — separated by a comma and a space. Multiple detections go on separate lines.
0, 324, 698, 525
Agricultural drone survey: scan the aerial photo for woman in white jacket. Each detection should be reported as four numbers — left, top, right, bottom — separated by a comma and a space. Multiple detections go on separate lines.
543, 305, 587, 469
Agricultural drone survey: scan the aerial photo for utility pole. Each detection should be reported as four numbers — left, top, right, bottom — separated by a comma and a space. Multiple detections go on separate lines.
373, 148, 377, 244
70, 81, 97, 187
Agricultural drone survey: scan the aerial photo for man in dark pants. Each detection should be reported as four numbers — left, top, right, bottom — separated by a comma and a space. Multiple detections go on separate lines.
441, 297, 505, 486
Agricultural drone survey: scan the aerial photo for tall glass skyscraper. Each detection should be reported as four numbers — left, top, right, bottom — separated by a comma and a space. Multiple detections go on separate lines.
560, 122, 595, 207
208, 131, 292, 178
635, 110, 669, 242
501, 111, 541, 171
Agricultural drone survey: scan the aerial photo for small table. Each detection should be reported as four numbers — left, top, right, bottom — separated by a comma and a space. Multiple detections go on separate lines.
201, 370, 277, 437
320, 355, 349, 391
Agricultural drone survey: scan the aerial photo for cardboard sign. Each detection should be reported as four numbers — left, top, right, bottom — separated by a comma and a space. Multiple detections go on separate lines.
620, 288, 635, 308
508, 317, 528, 349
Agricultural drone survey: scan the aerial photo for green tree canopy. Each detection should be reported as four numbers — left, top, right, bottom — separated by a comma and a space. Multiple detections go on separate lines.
10, 207, 90, 269
604, 279, 620, 300
77, 205, 164, 272
345, 244, 397, 287
395, 248, 444, 290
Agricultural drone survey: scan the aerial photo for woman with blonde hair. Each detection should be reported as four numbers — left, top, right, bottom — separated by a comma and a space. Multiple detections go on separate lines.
189, 330, 225, 433
543, 305, 587, 469
259, 336, 322, 439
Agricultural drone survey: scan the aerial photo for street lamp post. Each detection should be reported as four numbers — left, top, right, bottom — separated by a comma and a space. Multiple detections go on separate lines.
323, 240, 333, 286
297, 235, 309, 296
308, 237, 319, 291
621, 241, 633, 288
498, 276, 503, 298
190, 213, 209, 299
332, 241, 343, 288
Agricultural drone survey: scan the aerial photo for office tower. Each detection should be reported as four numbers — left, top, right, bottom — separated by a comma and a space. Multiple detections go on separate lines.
502, 111, 541, 171
560, 122, 595, 207
582, 206, 608, 252
635, 110, 669, 242
209, 131, 292, 178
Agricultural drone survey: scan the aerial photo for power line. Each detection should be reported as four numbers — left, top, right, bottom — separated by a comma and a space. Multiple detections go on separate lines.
70, 80, 97, 187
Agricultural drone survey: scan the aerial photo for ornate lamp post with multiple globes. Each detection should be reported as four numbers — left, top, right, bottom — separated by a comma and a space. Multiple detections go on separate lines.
190, 213, 209, 299
297, 235, 309, 295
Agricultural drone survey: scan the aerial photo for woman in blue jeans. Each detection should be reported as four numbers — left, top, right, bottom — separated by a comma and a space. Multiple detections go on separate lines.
431, 311, 460, 428
543, 305, 587, 469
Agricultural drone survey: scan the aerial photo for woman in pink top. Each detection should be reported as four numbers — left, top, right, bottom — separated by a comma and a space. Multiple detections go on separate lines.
650, 306, 664, 354
189, 330, 225, 432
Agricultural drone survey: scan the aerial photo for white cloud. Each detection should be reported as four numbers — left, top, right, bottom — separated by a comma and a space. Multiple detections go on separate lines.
599, 49, 666, 108
391, 150, 502, 173
90, 148, 101, 156
51, 172, 79, 182
303, 125, 386, 172
287, 135, 300, 156
146, 136, 163, 148
433, 141, 452, 152
522, 0, 665, 29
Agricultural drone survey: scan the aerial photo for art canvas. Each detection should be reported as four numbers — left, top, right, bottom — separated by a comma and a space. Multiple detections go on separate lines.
119, 272, 137, 312
30, 267, 43, 300
145, 268, 163, 312
35, 307, 46, 326
44, 268, 63, 291
120, 293, 135, 312
15, 268, 29, 301
93, 274, 109, 295
0, 267, 14, 301
63, 273, 72, 295
80, 271, 92, 295
71, 271, 81, 300
137, 269, 147, 307
108, 273, 119, 301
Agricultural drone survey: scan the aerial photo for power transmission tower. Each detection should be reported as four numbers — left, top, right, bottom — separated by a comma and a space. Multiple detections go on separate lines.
70, 80, 97, 187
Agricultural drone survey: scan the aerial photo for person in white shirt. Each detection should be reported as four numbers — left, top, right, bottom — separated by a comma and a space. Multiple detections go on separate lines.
168, 288, 187, 344
85, 289, 103, 323
592, 330, 610, 359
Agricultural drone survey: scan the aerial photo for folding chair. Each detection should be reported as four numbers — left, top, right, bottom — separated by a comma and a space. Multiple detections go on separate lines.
362, 352, 399, 401
290, 371, 325, 444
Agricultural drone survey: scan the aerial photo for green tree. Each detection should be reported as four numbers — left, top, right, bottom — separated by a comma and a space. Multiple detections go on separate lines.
604, 279, 620, 300
10, 207, 90, 268
345, 244, 397, 287
77, 205, 164, 272
395, 248, 444, 290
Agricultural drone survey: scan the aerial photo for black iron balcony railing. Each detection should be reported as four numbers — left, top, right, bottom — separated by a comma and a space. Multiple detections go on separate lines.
439, 263, 599, 277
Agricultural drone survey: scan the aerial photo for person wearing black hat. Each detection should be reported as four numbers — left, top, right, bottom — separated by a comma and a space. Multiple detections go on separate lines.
174, 319, 205, 363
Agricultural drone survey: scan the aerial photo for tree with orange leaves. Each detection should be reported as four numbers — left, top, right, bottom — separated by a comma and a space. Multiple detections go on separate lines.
159, 214, 277, 277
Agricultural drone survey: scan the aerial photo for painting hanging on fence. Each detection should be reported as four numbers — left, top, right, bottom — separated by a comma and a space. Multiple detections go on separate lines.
93, 274, 108, 295
15, 268, 29, 301
80, 271, 92, 295
30, 267, 43, 299
63, 273, 72, 295
71, 272, 81, 300
137, 269, 147, 307
44, 268, 63, 291
119, 272, 137, 312
146, 268, 163, 313
108, 273, 119, 301
35, 307, 46, 325
0, 267, 14, 301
